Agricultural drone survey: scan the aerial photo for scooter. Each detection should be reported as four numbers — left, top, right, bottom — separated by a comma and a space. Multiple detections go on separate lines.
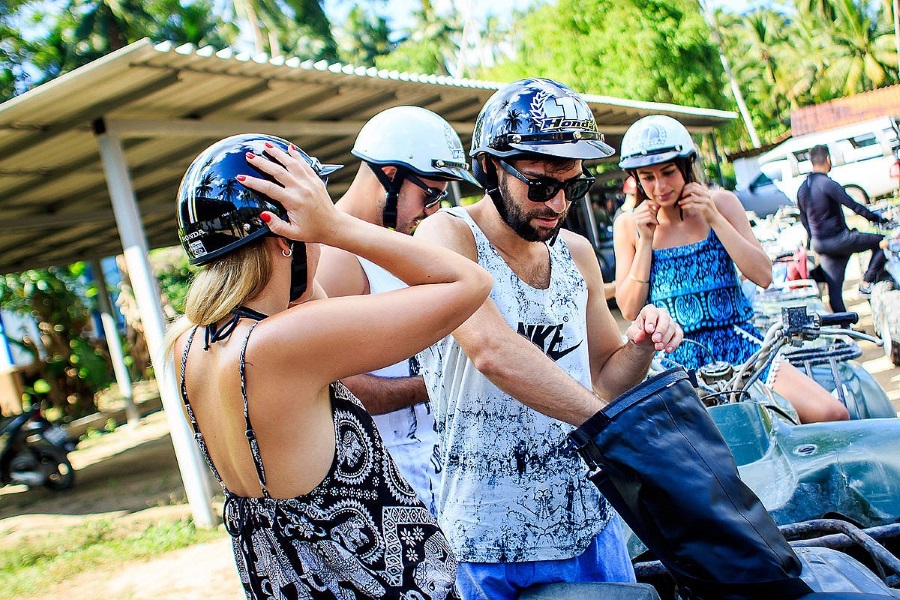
0, 406, 75, 490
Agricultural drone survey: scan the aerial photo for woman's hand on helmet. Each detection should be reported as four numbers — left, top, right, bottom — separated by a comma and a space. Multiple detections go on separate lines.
678, 182, 718, 224
240, 144, 339, 243
632, 200, 659, 242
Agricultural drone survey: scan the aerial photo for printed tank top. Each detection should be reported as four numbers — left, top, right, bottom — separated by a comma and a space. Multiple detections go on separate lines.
649, 229, 754, 334
418, 207, 610, 563
179, 322, 460, 600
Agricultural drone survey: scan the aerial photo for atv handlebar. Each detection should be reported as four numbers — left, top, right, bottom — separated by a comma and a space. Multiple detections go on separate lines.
818, 312, 859, 328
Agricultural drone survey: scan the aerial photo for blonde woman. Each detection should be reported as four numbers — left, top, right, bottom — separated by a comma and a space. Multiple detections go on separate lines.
167, 134, 492, 599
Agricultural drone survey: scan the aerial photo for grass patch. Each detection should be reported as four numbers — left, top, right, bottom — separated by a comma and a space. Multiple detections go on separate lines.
0, 517, 226, 599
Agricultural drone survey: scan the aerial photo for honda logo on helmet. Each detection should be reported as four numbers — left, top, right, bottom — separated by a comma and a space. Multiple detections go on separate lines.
530, 90, 597, 131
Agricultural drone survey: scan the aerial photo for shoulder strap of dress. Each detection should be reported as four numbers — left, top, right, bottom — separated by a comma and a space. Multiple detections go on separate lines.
238, 320, 269, 498
179, 327, 226, 488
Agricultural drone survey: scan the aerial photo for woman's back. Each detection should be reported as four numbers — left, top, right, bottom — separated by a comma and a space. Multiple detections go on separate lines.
179, 322, 460, 600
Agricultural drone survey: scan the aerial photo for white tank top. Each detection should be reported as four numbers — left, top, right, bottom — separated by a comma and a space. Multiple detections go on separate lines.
418, 207, 611, 563
358, 257, 441, 515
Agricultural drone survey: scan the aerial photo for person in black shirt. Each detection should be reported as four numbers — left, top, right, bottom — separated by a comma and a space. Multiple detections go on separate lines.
796, 144, 888, 312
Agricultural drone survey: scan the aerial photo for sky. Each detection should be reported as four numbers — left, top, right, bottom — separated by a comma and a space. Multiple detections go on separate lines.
322, 0, 767, 33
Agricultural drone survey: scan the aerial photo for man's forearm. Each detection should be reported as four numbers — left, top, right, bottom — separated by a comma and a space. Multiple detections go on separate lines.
593, 339, 655, 401
340, 373, 430, 415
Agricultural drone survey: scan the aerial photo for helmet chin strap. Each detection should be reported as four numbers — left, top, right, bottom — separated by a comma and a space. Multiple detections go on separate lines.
482, 158, 505, 211
367, 162, 407, 230
287, 241, 308, 302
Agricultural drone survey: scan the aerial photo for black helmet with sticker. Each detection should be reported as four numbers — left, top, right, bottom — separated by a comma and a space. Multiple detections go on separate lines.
176, 133, 341, 266
470, 78, 614, 168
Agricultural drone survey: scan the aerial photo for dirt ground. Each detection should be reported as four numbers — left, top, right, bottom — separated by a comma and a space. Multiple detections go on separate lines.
3, 276, 899, 600
0, 411, 245, 600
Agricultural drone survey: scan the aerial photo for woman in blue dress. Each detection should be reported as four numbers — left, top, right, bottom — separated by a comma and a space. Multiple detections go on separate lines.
612, 115, 849, 423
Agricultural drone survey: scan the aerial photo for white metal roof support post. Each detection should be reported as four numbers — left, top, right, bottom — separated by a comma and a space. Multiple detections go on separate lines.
89, 258, 138, 426
94, 123, 216, 528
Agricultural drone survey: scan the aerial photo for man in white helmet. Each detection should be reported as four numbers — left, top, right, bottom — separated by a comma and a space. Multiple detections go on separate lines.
414, 79, 682, 599
316, 106, 478, 514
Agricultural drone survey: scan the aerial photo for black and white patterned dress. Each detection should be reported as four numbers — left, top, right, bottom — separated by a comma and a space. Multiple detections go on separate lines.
179, 323, 460, 600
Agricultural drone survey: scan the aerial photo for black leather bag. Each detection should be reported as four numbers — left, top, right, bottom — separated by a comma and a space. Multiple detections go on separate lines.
568, 368, 813, 600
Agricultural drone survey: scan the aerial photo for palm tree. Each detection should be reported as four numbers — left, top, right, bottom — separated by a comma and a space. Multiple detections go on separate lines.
223, 0, 337, 61
375, 0, 463, 76
813, 0, 898, 94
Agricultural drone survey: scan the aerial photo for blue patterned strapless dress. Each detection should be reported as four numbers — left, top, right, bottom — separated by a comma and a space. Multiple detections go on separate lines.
649, 229, 778, 383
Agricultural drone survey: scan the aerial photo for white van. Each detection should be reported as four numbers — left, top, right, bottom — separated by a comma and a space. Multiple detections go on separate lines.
737, 117, 900, 214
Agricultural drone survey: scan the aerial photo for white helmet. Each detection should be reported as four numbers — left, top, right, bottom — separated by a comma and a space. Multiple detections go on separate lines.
352, 106, 478, 185
619, 115, 697, 170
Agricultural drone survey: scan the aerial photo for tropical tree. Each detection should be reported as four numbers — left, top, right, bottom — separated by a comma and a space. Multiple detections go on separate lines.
221, 0, 337, 60
816, 0, 898, 95
375, 0, 463, 76
482, 0, 729, 111
336, 4, 394, 67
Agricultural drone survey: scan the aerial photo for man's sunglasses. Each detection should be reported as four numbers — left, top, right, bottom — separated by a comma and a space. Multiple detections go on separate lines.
498, 160, 595, 202
406, 173, 449, 209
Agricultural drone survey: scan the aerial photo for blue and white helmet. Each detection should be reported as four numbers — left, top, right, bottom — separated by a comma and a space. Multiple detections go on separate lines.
619, 115, 697, 170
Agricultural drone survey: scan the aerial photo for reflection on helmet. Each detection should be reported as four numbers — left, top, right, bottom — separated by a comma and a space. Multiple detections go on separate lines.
352, 106, 478, 185
619, 115, 697, 170
176, 134, 341, 265
471, 78, 614, 161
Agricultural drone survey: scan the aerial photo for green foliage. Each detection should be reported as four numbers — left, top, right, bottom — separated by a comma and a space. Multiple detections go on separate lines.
337, 4, 394, 67
374, 0, 462, 75
483, 0, 729, 111
0, 263, 113, 418
149, 246, 195, 317
0, 518, 224, 599
718, 0, 899, 147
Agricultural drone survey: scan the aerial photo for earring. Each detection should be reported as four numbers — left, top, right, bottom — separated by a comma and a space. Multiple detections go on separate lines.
282, 244, 293, 258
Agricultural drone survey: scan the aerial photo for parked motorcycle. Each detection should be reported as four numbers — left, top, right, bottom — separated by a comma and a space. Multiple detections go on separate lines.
0, 407, 75, 490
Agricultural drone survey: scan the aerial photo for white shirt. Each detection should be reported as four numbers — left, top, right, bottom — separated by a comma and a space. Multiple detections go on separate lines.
418, 207, 612, 563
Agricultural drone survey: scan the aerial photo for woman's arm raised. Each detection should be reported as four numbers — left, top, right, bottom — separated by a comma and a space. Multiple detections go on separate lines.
613, 211, 654, 320
240, 144, 493, 387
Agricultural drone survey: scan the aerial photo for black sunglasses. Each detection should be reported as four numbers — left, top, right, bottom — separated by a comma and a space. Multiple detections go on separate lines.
498, 160, 595, 202
405, 173, 449, 209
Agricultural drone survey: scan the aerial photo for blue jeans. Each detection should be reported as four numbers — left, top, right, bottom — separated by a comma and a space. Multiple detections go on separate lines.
455, 518, 636, 600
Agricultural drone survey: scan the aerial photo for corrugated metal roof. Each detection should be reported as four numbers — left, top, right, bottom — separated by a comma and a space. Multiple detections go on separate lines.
0, 38, 735, 274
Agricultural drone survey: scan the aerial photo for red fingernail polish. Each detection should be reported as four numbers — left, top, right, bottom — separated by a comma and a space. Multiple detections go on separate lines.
264, 142, 274, 149
236, 175, 246, 182
246, 152, 254, 159
260, 212, 271, 223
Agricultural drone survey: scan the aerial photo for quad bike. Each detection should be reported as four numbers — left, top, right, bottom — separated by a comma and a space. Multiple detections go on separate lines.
748, 208, 895, 420
688, 307, 900, 529
557, 308, 900, 599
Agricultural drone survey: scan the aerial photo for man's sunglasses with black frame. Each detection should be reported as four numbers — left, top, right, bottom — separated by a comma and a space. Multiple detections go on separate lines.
405, 173, 449, 209
498, 159, 595, 203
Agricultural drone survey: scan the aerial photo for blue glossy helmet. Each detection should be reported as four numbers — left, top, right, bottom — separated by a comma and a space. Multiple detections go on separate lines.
177, 134, 341, 265
470, 78, 614, 188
